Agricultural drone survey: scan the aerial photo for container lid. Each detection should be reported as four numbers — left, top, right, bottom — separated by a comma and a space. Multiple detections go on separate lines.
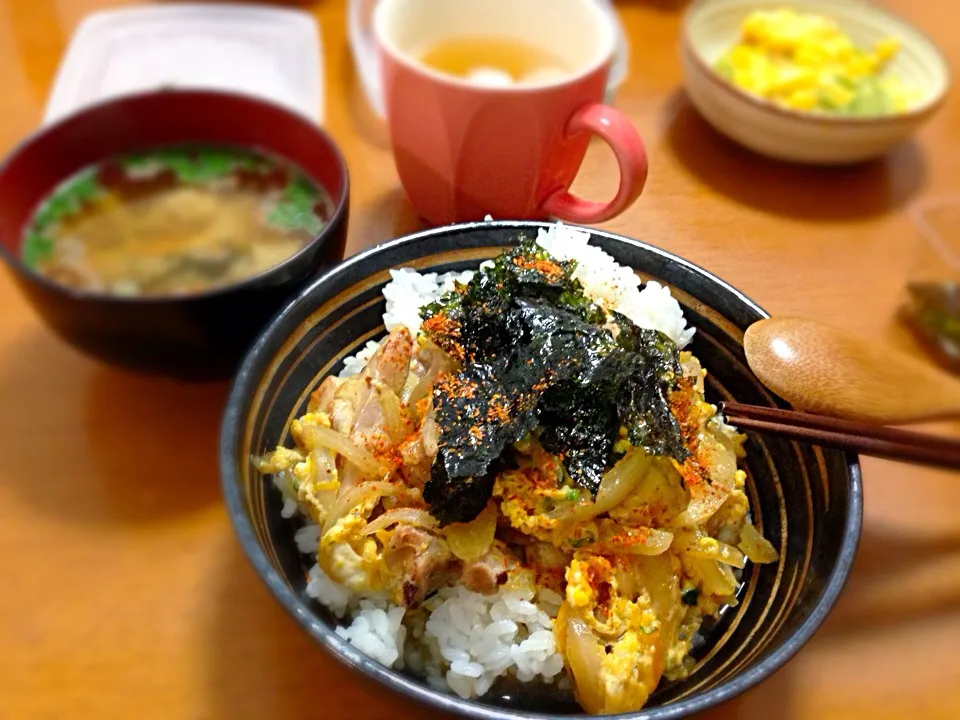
347, 0, 630, 119
43, 3, 324, 126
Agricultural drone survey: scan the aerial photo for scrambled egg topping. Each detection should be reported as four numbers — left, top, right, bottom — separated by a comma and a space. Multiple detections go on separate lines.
716, 8, 918, 114
261, 329, 780, 716
560, 553, 685, 714
487, 355, 769, 713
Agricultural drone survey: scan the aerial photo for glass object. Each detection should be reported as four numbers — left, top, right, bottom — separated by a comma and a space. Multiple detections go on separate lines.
902, 198, 960, 373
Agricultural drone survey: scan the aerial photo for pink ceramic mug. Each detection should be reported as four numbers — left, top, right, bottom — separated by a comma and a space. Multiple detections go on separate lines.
374, 0, 648, 226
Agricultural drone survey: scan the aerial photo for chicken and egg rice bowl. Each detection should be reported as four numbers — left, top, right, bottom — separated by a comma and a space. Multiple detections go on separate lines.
257, 223, 778, 715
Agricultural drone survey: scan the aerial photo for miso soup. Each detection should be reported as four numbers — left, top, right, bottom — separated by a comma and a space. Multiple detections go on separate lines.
21, 145, 331, 297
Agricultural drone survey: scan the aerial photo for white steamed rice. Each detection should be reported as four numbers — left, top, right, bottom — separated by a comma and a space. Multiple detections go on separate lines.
293, 223, 695, 698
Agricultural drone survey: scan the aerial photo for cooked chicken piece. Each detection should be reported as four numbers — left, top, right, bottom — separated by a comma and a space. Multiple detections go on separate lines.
365, 327, 414, 394
308, 375, 342, 414
421, 412, 439, 457
461, 554, 509, 595
338, 330, 414, 440
352, 384, 389, 437
345, 383, 406, 441
322, 330, 450, 529
398, 433, 432, 489
460, 541, 521, 595
382, 525, 459, 607
325, 330, 419, 497
331, 375, 369, 435
397, 400, 441, 488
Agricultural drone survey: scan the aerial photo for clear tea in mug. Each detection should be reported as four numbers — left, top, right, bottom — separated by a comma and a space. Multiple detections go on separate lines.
417, 36, 569, 85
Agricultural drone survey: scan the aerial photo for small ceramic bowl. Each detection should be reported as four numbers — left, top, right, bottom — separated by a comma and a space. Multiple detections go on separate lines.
681, 0, 950, 164
0, 90, 349, 380
220, 221, 863, 719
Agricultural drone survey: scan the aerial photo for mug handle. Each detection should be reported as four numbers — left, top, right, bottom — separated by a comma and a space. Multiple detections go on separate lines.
540, 103, 648, 224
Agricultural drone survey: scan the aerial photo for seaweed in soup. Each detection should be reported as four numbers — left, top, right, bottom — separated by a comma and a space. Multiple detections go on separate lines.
21, 144, 329, 297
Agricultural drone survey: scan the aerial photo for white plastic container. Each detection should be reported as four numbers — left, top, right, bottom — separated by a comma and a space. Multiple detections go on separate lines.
44, 3, 324, 126
347, 0, 630, 118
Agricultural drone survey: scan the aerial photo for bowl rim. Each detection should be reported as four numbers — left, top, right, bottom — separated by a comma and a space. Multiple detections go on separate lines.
681, 0, 951, 127
0, 88, 350, 305
219, 220, 864, 720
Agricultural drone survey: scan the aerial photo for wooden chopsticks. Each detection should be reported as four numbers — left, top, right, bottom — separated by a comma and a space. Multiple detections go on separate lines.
720, 401, 960, 471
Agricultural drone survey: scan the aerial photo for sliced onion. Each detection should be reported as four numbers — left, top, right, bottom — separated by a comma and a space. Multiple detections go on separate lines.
300, 423, 386, 478
403, 341, 454, 408
674, 484, 729, 527
334, 481, 401, 513
361, 508, 437, 535
700, 432, 738, 491
635, 554, 681, 619
564, 611, 607, 715
404, 362, 443, 409
607, 528, 674, 556
694, 558, 739, 597
738, 521, 779, 564
673, 429, 740, 527
445, 503, 497, 560
595, 451, 652, 512
306, 449, 339, 507
308, 448, 337, 483
330, 375, 369, 435
376, 384, 405, 442
324, 481, 403, 533
551, 451, 652, 525
677, 533, 746, 569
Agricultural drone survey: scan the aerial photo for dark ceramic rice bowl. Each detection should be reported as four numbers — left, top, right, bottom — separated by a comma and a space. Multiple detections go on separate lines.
220, 220, 862, 719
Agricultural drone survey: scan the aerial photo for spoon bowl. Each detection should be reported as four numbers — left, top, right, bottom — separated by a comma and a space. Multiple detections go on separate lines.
744, 316, 960, 424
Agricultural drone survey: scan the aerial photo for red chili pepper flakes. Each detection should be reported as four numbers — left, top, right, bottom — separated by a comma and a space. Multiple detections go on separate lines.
397, 430, 421, 450
415, 396, 431, 418
422, 313, 464, 361
380, 330, 414, 374
609, 527, 651, 546
486, 393, 511, 424
511, 255, 565, 281
435, 372, 477, 401
533, 565, 566, 590
583, 556, 614, 592
669, 378, 713, 489
367, 431, 403, 469
596, 581, 612, 611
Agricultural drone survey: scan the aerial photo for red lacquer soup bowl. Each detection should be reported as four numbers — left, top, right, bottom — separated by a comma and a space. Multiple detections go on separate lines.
0, 90, 349, 380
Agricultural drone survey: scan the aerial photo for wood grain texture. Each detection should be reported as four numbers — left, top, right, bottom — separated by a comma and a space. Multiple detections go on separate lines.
1, 1, 959, 719
744, 317, 960, 423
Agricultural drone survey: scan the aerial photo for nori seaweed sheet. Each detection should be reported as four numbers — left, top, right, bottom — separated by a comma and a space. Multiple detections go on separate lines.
421, 239, 688, 525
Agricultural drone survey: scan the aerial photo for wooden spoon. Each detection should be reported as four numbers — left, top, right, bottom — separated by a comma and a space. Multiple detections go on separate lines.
743, 317, 960, 424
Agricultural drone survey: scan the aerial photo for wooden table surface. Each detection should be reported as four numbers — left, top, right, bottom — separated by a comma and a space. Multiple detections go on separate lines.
2, 1, 959, 718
